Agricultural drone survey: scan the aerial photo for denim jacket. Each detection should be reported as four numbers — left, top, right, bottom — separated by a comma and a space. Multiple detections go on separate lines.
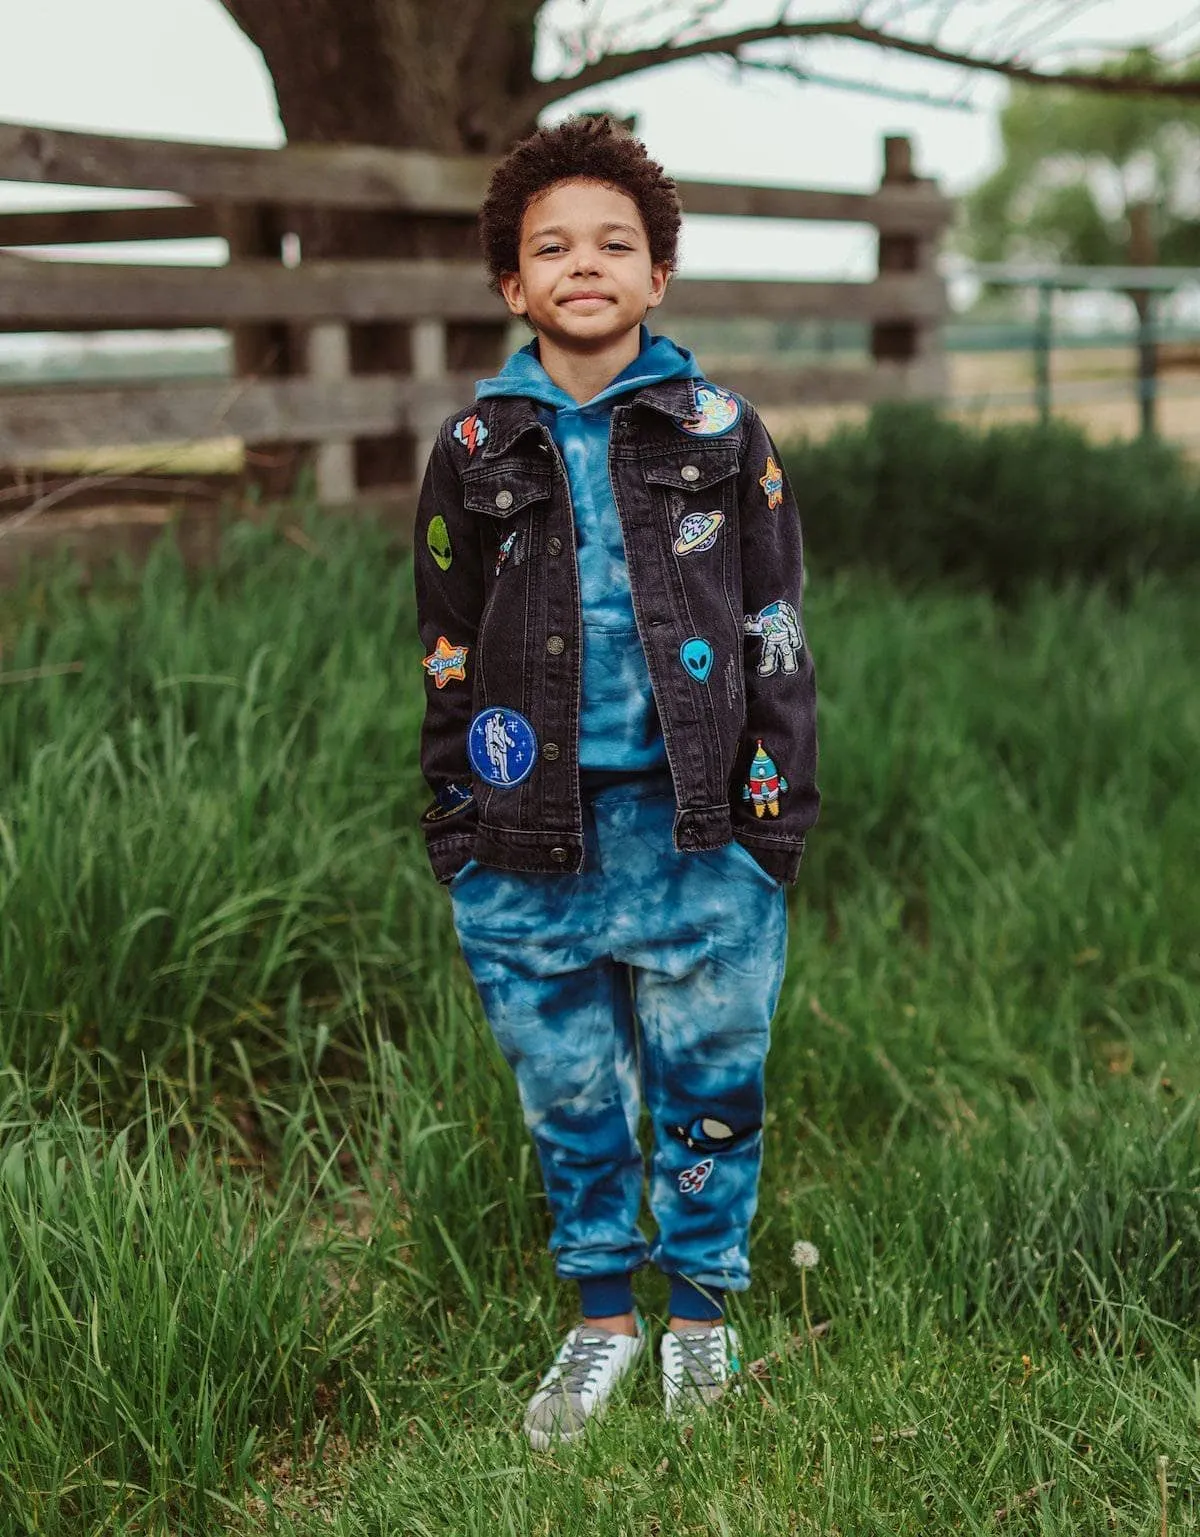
414, 376, 819, 885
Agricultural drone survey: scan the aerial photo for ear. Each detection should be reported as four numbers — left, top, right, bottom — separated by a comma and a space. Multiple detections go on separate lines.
645, 262, 670, 311
498, 271, 527, 317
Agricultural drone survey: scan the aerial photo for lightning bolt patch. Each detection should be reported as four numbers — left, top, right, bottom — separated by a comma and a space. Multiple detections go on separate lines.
453, 413, 488, 456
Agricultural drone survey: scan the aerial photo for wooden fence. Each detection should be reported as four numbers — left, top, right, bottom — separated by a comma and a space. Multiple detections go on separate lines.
0, 118, 952, 573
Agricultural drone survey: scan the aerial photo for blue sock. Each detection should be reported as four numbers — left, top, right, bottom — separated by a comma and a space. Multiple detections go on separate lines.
669, 1275, 726, 1322
578, 1272, 636, 1319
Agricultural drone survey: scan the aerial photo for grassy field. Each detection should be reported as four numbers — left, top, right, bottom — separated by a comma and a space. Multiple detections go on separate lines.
1, 513, 1198, 1534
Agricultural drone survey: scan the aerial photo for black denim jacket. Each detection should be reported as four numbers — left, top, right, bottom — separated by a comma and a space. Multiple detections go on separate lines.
414, 375, 819, 885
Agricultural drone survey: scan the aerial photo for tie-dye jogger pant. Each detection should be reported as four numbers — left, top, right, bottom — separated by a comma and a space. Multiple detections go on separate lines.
448, 772, 788, 1314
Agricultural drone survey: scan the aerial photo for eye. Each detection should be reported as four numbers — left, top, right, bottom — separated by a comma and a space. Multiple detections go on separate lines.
604, 241, 633, 252
534, 242, 565, 256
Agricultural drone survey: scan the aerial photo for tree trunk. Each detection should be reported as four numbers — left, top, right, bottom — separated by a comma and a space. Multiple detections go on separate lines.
218, 0, 542, 489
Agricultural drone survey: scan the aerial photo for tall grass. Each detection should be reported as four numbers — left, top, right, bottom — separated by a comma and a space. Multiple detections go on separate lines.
0, 513, 1197, 1533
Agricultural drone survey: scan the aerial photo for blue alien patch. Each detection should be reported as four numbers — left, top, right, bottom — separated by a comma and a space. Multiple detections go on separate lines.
679, 385, 741, 438
680, 636, 713, 683
467, 707, 538, 788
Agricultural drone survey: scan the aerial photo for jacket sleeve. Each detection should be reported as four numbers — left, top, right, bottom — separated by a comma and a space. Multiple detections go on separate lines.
732, 403, 820, 884
413, 421, 485, 883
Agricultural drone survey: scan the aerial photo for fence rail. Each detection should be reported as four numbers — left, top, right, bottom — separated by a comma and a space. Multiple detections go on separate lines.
0, 118, 952, 574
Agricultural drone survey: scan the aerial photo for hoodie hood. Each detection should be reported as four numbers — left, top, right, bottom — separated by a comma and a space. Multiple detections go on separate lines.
475, 325, 702, 410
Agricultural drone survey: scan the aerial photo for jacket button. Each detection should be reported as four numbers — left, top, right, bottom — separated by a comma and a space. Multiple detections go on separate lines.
494, 490, 514, 510
546, 634, 565, 655
680, 464, 701, 482
550, 847, 569, 864
543, 742, 560, 761
547, 536, 563, 556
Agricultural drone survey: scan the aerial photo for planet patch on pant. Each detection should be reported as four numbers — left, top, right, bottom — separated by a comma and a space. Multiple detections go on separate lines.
673, 510, 725, 555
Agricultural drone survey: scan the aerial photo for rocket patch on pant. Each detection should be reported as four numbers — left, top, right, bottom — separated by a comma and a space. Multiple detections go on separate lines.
678, 1158, 714, 1195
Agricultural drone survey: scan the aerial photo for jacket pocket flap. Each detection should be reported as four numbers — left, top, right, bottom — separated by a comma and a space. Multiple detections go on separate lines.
642, 448, 740, 491
463, 467, 552, 518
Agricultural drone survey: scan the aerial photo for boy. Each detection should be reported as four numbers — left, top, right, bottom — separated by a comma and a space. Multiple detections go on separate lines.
414, 116, 818, 1448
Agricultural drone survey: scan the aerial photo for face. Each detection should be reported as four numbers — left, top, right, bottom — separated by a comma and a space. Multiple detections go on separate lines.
499, 178, 669, 352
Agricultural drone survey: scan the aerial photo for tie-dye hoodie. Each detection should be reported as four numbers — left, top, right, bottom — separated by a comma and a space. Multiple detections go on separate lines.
475, 326, 703, 771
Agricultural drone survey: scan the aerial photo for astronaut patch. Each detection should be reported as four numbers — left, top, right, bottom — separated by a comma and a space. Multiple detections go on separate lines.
678, 1158, 715, 1195
759, 455, 784, 509
422, 636, 469, 689
679, 385, 741, 438
453, 413, 488, 455
467, 707, 538, 788
742, 739, 789, 818
744, 599, 803, 676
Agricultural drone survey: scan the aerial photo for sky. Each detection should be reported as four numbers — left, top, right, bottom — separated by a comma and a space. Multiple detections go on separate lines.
0, 0, 1195, 281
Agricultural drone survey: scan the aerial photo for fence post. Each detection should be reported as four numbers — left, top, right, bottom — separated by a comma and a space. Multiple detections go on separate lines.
1128, 201, 1158, 438
304, 322, 356, 505
411, 320, 447, 480
216, 202, 301, 498
871, 134, 946, 400
1034, 283, 1053, 424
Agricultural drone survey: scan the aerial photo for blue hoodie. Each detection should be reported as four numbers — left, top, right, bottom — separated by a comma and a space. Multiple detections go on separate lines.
476, 327, 703, 772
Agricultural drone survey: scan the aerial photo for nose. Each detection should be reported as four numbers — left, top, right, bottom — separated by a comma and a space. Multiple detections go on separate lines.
569, 246, 603, 277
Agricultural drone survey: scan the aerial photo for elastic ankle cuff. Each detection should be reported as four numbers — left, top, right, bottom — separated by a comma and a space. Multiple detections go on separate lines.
578, 1272, 636, 1318
669, 1276, 726, 1322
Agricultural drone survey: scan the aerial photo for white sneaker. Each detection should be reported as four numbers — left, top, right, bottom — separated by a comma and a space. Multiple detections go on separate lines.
523, 1315, 646, 1450
661, 1323, 740, 1418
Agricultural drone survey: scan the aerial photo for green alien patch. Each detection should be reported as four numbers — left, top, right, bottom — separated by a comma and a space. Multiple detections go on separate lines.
426, 515, 453, 572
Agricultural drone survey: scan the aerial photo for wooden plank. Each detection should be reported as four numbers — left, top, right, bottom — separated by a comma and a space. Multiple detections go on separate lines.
675, 179, 953, 234
0, 355, 952, 460
664, 273, 948, 324
0, 259, 944, 329
717, 358, 946, 407
0, 205, 217, 246
0, 119, 491, 213
0, 374, 480, 457
0, 255, 504, 326
0, 495, 418, 587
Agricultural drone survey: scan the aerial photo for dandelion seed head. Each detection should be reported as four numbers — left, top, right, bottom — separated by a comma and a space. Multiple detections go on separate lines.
791, 1240, 820, 1270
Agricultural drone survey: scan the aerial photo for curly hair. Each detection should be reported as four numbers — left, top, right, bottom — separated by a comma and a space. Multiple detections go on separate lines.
478, 115, 681, 293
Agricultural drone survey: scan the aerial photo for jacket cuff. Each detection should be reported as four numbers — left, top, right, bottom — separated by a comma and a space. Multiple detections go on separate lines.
735, 834, 806, 886
425, 831, 477, 885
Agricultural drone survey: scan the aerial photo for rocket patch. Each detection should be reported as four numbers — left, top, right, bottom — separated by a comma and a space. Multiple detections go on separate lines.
742, 739, 789, 818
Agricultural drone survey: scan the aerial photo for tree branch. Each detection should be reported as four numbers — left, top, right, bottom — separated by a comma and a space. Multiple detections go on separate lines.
511, 15, 1200, 135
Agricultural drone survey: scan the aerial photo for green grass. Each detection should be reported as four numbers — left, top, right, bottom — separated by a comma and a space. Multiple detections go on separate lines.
0, 511, 1197, 1533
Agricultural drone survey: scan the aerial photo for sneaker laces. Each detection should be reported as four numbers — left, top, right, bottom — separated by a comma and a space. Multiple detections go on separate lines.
553, 1329, 623, 1394
673, 1328, 726, 1391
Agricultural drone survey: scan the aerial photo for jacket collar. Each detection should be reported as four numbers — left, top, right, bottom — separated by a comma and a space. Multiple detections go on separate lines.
479, 376, 703, 461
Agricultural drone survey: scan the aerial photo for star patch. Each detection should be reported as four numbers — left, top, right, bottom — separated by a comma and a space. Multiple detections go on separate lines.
453, 413, 488, 455
423, 635, 469, 689
759, 455, 784, 509
679, 385, 741, 438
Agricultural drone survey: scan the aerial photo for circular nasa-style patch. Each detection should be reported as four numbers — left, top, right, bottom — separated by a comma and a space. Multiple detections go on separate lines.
467, 707, 538, 788
679, 384, 741, 438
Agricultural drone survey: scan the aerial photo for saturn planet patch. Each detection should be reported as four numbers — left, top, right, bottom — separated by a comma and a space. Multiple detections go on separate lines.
673, 510, 725, 556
